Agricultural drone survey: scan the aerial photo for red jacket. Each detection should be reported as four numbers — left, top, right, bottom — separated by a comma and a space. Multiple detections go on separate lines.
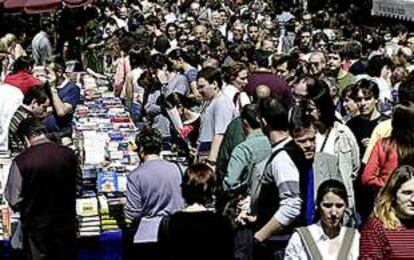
362, 138, 398, 191
4, 71, 42, 94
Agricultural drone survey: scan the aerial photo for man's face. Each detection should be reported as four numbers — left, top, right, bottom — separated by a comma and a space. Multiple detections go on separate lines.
194, 25, 207, 40
220, 11, 228, 24
356, 89, 377, 117
300, 32, 312, 48
293, 127, 316, 160
197, 77, 217, 100
117, 5, 128, 19
211, 12, 221, 28
107, 23, 118, 36
327, 53, 341, 71
308, 54, 326, 76
167, 26, 177, 39
179, 22, 192, 36
31, 99, 50, 118
262, 39, 275, 52
190, 3, 200, 17
248, 26, 260, 42
233, 25, 244, 42
303, 14, 312, 26
315, 40, 328, 52
276, 62, 290, 81
293, 79, 308, 103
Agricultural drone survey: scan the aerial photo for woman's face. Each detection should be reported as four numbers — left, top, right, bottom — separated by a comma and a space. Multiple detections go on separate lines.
320, 192, 346, 229
342, 93, 359, 117
396, 178, 414, 219
307, 100, 321, 123
233, 69, 248, 89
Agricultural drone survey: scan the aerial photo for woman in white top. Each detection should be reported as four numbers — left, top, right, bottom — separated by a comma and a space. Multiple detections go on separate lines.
222, 62, 251, 112
285, 179, 359, 260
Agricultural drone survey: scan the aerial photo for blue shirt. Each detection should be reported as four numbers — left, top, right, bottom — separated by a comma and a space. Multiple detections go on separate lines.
124, 159, 184, 243
43, 80, 80, 132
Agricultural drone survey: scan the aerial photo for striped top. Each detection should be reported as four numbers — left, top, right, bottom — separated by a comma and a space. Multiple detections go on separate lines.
360, 217, 414, 259
8, 105, 33, 153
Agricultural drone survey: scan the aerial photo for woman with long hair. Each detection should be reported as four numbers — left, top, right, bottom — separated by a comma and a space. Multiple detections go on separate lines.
362, 101, 414, 193
305, 79, 360, 223
285, 179, 359, 259
360, 165, 414, 259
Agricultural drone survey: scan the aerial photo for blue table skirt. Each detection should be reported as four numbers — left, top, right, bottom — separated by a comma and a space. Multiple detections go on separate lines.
0, 230, 123, 260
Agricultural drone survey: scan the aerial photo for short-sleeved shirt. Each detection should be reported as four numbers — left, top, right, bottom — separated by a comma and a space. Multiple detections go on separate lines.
198, 92, 237, 144
184, 67, 198, 83
43, 80, 80, 132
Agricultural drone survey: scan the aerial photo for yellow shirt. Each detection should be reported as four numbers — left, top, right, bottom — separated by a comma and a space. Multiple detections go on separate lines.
362, 119, 392, 163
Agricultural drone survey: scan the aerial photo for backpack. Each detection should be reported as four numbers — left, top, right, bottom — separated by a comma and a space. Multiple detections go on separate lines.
250, 140, 309, 229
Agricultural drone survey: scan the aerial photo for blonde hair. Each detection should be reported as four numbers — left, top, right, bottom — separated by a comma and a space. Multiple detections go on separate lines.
1, 33, 16, 48
373, 165, 414, 229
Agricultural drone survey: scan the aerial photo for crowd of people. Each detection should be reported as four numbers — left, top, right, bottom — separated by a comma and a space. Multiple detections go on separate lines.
1, 0, 414, 259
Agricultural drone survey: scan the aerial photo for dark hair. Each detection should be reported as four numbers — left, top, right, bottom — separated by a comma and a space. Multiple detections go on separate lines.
165, 92, 196, 110
344, 41, 362, 60
288, 105, 314, 138
17, 118, 47, 140
154, 36, 171, 54
272, 54, 299, 71
390, 103, 414, 165
222, 62, 247, 83
367, 55, 393, 78
181, 163, 216, 205
259, 97, 289, 131
398, 70, 414, 104
23, 86, 49, 106
307, 79, 336, 129
240, 104, 262, 129
340, 83, 356, 101
354, 79, 380, 100
135, 128, 163, 155
197, 67, 222, 89
11, 56, 34, 74
149, 53, 170, 71
168, 48, 198, 67
313, 31, 329, 44
390, 23, 408, 38
144, 15, 160, 27
166, 22, 179, 39
314, 179, 348, 222
129, 48, 150, 69
252, 49, 270, 68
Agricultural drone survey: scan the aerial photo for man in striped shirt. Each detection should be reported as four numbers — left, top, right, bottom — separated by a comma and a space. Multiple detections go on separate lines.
8, 86, 49, 153
250, 97, 307, 259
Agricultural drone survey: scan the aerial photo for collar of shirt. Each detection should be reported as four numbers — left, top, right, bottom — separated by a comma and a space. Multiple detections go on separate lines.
246, 130, 265, 140
57, 78, 69, 90
30, 135, 52, 147
21, 105, 35, 116
271, 136, 291, 149
313, 221, 345, 242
